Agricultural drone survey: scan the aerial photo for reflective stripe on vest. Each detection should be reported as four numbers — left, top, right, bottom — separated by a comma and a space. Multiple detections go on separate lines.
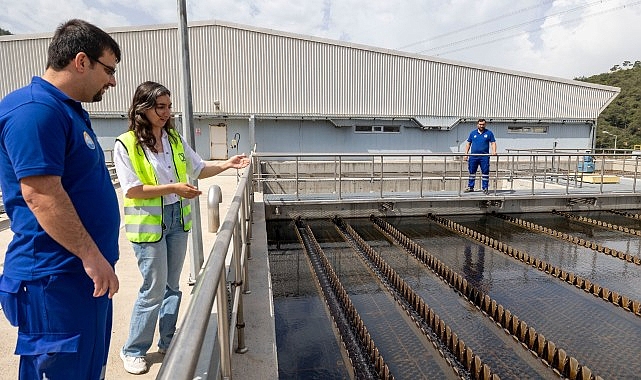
116, 130, 192, 243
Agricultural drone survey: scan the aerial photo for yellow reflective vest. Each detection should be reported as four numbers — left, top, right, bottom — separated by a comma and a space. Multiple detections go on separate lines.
116, 130, 192, 243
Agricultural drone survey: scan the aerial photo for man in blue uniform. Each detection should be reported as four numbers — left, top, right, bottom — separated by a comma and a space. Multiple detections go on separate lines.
0, 20, 121, 379
464, 119, 497, 194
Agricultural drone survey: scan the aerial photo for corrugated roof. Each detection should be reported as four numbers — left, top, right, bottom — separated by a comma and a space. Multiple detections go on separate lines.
0, 20, 620, 120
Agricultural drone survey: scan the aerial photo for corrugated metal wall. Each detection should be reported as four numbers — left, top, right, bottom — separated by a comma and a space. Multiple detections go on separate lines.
0, 21, 619, 120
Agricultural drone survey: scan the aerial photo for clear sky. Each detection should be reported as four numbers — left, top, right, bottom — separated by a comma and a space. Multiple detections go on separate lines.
1, 0, 639, 80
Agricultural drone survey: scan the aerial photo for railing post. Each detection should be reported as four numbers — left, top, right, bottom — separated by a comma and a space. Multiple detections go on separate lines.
408, 155, 412, 192
565, 155, 571, 194
510, 155, 514, 191
600, 154, 606, 194
338, 155, 342, 200
217, 272, 232, 379
492, 154, 498, 194
459, 154, 464, 195
543, 155, 548, 189
531, 154, 536, 195
240, 190, 250, 291
233, 215, 248, 354
295, 156, 300, 201
380, 155, 384, 198
244, 174, 253, 260
442, 155, 447, 192
420, 155, 425, 197
334, 156, 338, 195
634, 156, 639, 193
370, 155, 375, 192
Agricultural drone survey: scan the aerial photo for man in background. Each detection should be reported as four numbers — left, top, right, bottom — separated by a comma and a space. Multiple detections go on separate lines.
464, 119, 497, 194
0, 19, 121, 379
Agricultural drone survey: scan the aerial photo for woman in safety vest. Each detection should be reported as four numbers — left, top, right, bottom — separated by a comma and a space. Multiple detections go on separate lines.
113, 81, 249, 374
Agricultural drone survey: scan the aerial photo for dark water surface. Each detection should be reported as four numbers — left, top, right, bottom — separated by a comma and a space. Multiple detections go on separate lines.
268, 212, 641, 379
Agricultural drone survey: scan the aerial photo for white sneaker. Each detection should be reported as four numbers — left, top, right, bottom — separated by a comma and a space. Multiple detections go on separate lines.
120, 350, 148, 375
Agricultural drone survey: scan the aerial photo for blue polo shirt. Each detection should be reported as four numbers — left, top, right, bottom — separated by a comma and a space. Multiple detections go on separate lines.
467, 128, 496, 154
0, 77, 120, 280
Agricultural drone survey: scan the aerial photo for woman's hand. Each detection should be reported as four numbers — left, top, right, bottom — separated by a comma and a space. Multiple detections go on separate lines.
227, 154, 250, 169
173, 182, 202, 199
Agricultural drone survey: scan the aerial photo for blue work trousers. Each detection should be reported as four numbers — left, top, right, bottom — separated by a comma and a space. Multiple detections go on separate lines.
122, 202, 189, 357
0, 272, 113, 380
468, 155, 490, 190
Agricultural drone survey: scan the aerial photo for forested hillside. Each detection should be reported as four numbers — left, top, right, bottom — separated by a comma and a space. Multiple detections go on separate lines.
577, 61, 641, 149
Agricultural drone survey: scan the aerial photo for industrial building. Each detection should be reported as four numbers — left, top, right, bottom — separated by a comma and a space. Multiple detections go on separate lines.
0, 20, 620, 159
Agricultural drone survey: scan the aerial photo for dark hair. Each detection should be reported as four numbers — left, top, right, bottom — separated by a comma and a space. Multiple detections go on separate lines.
128, 81, 178, 153
478, 119, 486, 124
46, 19, 121, 70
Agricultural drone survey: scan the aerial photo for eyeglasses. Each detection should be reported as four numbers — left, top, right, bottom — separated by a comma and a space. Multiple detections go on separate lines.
86, 53, 116, 77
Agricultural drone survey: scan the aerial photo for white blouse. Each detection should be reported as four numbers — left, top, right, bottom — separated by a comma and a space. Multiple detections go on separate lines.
114, 130, 206, 205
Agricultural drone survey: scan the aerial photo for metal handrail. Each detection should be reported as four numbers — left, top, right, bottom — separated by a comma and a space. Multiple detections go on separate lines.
157, 160, 253, 380
254, 152, 641, 200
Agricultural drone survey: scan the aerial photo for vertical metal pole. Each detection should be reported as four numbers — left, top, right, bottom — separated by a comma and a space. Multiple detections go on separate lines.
243, 183, 253, 261
510, 155, 514, 191
370, 155, 375, 193
380, 156, 384, 198
249, 115, 255, 153
634, 156, 639, 193
531, 155, 536, 195
233, 216, 247, 354
459, 155, 464, 195
240, 190, 250, 290
600, 154, 606, 194
334, 156, 338, 194
408, 155, 412, 192
177, 0, 204, 283
493, 155, 498, 194
216, 273, 232, 379
338, 156, 342, 200
543, 155, 548, 189
442, 155, 447, 192
420, 156, 424, 197
295, 155, 299, 201
566, 155, 571, 194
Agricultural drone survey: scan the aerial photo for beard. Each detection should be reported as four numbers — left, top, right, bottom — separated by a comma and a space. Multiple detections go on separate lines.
92, 90, 103, 102
91, 86, 108, 102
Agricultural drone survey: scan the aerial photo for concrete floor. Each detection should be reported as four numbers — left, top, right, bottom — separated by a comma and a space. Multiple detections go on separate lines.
0, 170, 278, 379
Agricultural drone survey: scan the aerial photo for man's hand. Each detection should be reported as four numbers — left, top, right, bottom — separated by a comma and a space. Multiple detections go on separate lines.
82, 254, 119, 298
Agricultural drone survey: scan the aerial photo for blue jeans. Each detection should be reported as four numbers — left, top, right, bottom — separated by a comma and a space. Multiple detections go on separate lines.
122, 202, 189, 357
468, 155, 490, 190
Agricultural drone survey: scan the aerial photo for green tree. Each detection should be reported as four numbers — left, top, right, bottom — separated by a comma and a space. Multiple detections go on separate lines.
0, 27, 11, 35
578, 61, 641, 149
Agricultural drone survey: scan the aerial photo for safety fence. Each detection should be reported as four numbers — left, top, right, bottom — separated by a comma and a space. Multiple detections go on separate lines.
255, 152, 641, 200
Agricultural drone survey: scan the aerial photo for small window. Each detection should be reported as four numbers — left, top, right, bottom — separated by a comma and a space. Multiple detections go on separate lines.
508, 125, 548, 134
354, 125, 401, 134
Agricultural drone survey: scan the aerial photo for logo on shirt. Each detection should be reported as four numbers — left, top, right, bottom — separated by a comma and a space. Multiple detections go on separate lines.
178, 152, 186, 162
84, 131, 96, 150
